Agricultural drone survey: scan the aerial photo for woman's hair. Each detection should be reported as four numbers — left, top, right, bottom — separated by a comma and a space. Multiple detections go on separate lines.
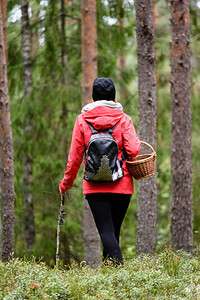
92, 78, 116, 101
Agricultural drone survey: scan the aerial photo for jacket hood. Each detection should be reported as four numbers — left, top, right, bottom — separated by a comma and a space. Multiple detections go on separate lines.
81, 100, 124, 130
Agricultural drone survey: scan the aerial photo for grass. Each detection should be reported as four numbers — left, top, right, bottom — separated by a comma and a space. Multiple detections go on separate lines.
0, 248, 200, 299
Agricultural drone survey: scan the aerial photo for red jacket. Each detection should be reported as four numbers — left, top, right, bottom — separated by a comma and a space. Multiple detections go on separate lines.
59, 103, 141, 195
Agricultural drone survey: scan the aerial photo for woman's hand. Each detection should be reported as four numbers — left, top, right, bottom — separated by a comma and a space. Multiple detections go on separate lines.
59, 186, 65, 196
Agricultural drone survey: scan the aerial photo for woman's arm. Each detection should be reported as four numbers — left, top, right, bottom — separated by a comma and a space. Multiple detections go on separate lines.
122, 115, 141, 158
59, 117, 85, 194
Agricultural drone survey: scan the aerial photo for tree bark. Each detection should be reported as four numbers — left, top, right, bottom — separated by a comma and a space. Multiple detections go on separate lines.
61, 0, 69, 82
81, 0, 101, 267
21, 0, 35, 251
0, 3, 15, 262
170, 0, 193, 253
153, 0, 158, 29
0, 0, 7, 62
61, 0, 66, 68
81, 0, 98, 104
135, 0, 157, 255
30, 1, 39, 58
117, 0, 127, 100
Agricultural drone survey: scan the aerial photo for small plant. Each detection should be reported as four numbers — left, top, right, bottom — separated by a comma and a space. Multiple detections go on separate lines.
159, 247, 185, 277
0, 248, 200, 299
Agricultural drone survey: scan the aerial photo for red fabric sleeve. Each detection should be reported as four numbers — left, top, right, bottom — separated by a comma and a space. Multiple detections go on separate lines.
59, 117, 85, 194
122, 115, 141, 158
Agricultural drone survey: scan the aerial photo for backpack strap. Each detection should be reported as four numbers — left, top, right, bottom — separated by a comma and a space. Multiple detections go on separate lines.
86, 122, 99, 134
121, 147, 127, 161
86, 121, 119, 135
107, 122, 118, 134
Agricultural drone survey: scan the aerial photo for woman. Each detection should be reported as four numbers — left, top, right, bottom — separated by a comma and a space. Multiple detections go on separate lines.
59, 78, 141, 264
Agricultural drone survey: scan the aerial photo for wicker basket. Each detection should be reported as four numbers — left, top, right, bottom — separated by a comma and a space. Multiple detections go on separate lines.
126, 141, 156, 180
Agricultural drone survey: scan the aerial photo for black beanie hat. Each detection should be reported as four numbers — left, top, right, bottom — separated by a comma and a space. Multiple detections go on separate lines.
92, 78, 116, 101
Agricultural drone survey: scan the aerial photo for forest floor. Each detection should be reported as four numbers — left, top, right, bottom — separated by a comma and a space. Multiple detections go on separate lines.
0, 248, 200, 299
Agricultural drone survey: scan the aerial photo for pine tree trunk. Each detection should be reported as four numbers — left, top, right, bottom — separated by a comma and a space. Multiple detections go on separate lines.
170, 0, 193, 253
81, 0, 98, 104
21, 0, 35, 251
61, 0, 66, 68
135, 0, 157, 255
117, 0, 126, 100
0, 3, 15, 262
153, 0, 158, 29
81, 0, 101, 267
0, 0, 7, 61
30, 1, 39, 58
61, 0, 69, 82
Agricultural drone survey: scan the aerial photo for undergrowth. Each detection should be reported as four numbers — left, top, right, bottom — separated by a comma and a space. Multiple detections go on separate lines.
0, 248, 200, 299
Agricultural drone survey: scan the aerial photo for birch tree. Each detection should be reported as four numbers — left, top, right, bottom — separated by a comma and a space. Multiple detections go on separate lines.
170, 0, 193, 253
135, 0, 157, 255
81, 0, 101, 267
0, 2, 15, 262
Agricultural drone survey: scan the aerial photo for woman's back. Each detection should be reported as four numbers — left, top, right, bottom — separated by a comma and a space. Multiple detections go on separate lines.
60, 101, 141, 195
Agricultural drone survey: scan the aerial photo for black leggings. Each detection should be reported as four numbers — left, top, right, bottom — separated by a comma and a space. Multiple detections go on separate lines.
86, 193, 131, 264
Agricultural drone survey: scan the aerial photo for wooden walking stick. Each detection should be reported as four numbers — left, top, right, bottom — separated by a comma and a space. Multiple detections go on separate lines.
56, 194, 66, 267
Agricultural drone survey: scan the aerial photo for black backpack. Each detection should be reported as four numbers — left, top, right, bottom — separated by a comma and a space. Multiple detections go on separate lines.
84, 122, 124, 182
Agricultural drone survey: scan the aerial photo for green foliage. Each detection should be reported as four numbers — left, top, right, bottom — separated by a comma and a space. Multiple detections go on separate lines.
5, 0, 141, 265
2, 0, 200, 265
1, 249, 200, 299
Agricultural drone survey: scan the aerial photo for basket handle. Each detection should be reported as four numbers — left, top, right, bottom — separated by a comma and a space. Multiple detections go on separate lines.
140, 141, 156, 157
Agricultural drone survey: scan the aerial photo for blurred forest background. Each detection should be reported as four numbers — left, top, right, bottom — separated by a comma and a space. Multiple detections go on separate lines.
0, 0, 200, 266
